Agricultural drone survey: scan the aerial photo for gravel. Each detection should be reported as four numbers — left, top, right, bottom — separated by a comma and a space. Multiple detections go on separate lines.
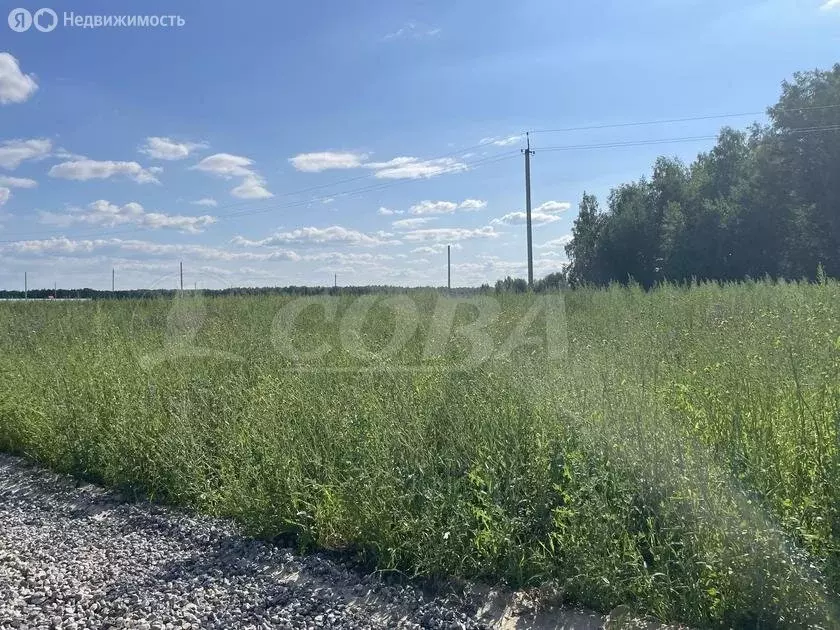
0, 453, 654, 630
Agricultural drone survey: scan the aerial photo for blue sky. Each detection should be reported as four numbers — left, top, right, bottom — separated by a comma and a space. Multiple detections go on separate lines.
0, 0, 838, 289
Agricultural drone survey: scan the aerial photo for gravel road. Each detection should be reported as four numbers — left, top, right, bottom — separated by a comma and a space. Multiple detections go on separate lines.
0, 453, 661, 630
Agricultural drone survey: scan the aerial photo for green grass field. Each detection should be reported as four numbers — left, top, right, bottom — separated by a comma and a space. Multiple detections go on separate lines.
1, 281, 839, 627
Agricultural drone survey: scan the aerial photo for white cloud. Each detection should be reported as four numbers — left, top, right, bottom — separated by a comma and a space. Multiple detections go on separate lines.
140, 137, 208, 160
231, 175, 273, 199
535, 201, 571, 213
0, 187, 10, 206
0, 138, 52, 170
193, 153, 273, 198
536, 235, 573, 249
410, 200, 457, 216
410, 199, 486, 215
289, 150, 468, 180
401, 226, 499, 243
410, 243, 462, 255
193, 153, 254, 178
49, 159, 161, 184
303, 251, 394, 266
821, 0, 840, 9
233, 225, 399, 248
0, 176, 36, 188
0, 53, 38, 105
289, 151, 367, 172
365, 156, 467, 179
459, 199, 487, 211
491, 201, 570, 227
383, 23, 441, 40
492, 211, 563, 227
191, 198, 218, 207
0, 237, 300, 262
480, 135, 522, 147
39, 200, 216, 234
378, 207, 403, 216
393, 217, 434, 229
52, 148, 87, 161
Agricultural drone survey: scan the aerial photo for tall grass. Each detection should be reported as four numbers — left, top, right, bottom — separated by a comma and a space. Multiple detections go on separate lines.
1, 281, 838, 627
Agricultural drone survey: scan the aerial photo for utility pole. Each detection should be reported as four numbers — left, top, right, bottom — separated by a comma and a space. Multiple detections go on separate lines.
447, 245, 451, 290
334, 273, 337, 289
112, 268, 115, 293
180, 261, 184, 292
24, 272, 27, 301
523, 132, 535, 288
53, 281, 57, 299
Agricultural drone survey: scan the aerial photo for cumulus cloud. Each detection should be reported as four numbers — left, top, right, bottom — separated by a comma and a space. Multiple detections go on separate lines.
0, 53, 38, 105
0, 176, 37, 188
289, 149, 468, 180
49, 159, 161, 184
140, 137, 208, 160
535, 201, 571, 213
0, 187, 10, 206
0, 237, 300, 262
492, 211, 562, 227
191, 198, 218, 207
193, 153, 255, 178
0, 138, 52, 170
233, 225, 399, 248
392, 217, 434, 229
192, 153, 273, 199
39, 200, 216, 233
821, 0, 840, 9
410, 199, 487, 215
459, 199, 487, 211
491, 201, 570, 227
377, 207, 403, 216
479, 135, 522, 147
410, 243, 462, 255
364, 156, 467, 179
231, 175, 273, 199
409, 200, 457, 216
303, 251, 394, 266
536, 235, 573, 249
401, 226, 499, 243
288, 151, 367, 172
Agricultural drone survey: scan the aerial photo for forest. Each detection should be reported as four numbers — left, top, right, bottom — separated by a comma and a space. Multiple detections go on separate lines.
563, 64, 840, 287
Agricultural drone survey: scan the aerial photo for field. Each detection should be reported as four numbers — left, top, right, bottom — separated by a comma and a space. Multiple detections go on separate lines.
1, 281, 839, 627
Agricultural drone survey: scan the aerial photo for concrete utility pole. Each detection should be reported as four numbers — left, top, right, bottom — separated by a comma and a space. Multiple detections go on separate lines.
523, 132, 535, 288
447, 245, 451, 290
334, 273, 337, 288
24, 272, 27, 300
180, 261, 184, 292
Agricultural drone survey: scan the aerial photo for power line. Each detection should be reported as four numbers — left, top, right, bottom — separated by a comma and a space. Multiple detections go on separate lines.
165, 137, 524, 218
537, 124, 840, 153
529, 104, 840, 135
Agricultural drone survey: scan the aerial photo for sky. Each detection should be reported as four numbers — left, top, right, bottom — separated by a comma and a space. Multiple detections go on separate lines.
0, 0, 838, 290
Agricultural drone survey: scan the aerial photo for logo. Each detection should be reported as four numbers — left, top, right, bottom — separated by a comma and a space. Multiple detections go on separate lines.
7, 7, 56, 32
7, 8, 32, 32
33, 7, 57, 32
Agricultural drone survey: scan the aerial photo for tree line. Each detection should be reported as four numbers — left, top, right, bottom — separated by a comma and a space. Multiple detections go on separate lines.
562, 64, 840, 287
0, 285, 494, 300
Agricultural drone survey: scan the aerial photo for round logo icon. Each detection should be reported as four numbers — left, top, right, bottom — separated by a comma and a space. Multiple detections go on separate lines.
7, 8, 32, 32
33, 7, 57, 32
